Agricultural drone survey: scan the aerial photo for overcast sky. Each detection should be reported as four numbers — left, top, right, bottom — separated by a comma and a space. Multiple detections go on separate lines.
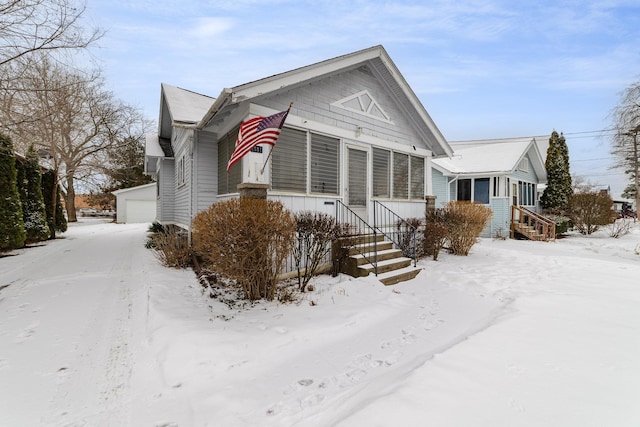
84, 0, 640, 198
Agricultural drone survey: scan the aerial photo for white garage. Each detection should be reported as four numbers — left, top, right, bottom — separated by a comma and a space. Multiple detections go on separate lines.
112, 183, 157, 224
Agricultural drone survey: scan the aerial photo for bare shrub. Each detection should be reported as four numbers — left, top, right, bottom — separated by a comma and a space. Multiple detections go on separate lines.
151, 225, 191, 268
424, 209, 448, 260
445, 201, 493, 256
192, 198, 296, 301
608, 218, 632, 238
396, 217, 424, 259
294, 211, 343, 292
569, 192, 614, 235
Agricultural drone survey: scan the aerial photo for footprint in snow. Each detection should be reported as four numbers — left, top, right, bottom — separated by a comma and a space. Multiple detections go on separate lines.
300, 393, 325, 408
423, 319, 444, 331
15, 323, 38, 342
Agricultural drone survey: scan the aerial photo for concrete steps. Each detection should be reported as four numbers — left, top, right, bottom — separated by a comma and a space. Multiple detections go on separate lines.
338, 235, 422, 286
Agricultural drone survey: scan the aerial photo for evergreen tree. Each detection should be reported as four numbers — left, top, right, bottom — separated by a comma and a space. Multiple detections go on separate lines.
541, 131, 573, 212
41, 170, 67, 238
621, 183, 637, 201
19, 146, 50, 243
0, 133, 25, 250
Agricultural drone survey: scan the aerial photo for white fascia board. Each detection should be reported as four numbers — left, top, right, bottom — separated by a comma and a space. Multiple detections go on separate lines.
376, 52, 453, 158
231, 47, 384, 101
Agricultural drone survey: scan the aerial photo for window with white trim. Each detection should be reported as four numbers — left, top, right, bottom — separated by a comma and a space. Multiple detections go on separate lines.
177, 155, 185, 186
217, 127, 242, 194
372, 148, 390, 197
272, 128, 307, 192
518, 158, 529, 172
457, 177, 490, 204
393, 152, 409, 199
310, 133, 340, 195
410, 155, 424, 199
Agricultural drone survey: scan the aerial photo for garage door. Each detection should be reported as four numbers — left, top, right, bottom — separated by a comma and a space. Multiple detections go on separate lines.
125, 199, 156, 223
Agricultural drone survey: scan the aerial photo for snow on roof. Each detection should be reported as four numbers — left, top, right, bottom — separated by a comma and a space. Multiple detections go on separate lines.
145, 134, 165, 157
161, 83, 215, 124
434, 137, 534, 174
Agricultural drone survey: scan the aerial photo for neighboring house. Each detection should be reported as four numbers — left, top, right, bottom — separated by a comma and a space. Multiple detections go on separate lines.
432, 137, 547, 238
112, 183, 157, 224
145, 45, 453, 234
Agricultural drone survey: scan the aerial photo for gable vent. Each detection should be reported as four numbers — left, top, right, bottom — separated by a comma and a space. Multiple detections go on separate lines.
332, 90, 393, 124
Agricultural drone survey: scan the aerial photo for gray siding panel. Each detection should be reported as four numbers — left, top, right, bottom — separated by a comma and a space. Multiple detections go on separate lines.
195, 131, 218, 214
173, 128, 192, 227
489, 197, 511, 238
432, 169, 448, 208
158, 159, 175, 223
259, 65, 426, 151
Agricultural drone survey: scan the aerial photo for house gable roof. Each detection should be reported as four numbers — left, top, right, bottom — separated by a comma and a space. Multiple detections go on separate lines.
433, 137, 547, 181
159, 83, 216, 139
197, 45, 453, 158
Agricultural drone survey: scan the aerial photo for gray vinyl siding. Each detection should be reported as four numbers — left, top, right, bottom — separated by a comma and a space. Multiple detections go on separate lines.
195, 131, 218, 213
431, 168, 448, 208
173, 128, 192, 227
258, 64, 426, 151
511, 154, 539, 182
157, 158, 175, 223
488, 197, 511, 238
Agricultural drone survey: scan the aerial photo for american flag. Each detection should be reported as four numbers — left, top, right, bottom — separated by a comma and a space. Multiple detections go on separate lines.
226, 109, 290, 172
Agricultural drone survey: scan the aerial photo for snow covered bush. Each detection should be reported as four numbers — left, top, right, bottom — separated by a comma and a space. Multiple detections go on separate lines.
0, 133, 25, 251
444, 201, 493, 256
607, 218, 632, 238
16, 146, 50, 243
41, 170, 67, 237
569, 192, 614, 235
192, 198, 296, 301
293, 211, 343, 292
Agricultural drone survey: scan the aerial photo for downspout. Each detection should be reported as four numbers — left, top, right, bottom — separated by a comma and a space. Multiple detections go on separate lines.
447, 175, 459, 203
188, 131, 195, 245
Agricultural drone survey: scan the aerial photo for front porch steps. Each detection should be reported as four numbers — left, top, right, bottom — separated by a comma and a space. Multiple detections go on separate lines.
338, 234, 423, 286
512, 223, 548, 241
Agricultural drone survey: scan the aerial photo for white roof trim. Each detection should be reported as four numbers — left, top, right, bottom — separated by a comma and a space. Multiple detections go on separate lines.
331, 89, 393, 123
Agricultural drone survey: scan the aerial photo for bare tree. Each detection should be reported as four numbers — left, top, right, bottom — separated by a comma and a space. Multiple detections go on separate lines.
0, 0, 102, 68
1, 56, 141, 222
610, 81, 640, 212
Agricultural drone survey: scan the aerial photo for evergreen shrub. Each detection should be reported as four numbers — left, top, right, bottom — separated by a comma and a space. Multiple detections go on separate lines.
18, 146, 50, 243
192, 198, 296, 301
0, 133, 25, 250
41, 170, 67, 237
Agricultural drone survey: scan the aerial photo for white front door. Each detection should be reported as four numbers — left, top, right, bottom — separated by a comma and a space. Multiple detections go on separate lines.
347, 147, 368, 221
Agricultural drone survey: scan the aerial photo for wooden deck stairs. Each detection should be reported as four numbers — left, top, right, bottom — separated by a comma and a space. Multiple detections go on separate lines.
511, 206, 555, 242
337, 234, 422, 286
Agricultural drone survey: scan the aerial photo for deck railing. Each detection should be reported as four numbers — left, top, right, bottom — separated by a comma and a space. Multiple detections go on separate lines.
373, 201, 417, 267
335, 200, 378, 276
511, 205, 556, 241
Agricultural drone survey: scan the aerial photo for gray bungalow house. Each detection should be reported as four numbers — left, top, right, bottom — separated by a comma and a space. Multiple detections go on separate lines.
432, 137, 548, 238
144, 45, 454, 283
145, 46, 452, 231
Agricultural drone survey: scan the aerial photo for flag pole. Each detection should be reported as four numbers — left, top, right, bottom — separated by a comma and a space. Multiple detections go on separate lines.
260, 102, 293, 175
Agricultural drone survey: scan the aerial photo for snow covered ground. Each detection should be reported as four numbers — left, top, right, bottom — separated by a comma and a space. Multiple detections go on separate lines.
1, 218, 640, 427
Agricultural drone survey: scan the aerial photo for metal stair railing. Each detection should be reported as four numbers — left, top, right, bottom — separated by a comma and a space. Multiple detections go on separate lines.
373, 201, 418, 267
335, 200, 378, 276
511, 205, 556, 241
